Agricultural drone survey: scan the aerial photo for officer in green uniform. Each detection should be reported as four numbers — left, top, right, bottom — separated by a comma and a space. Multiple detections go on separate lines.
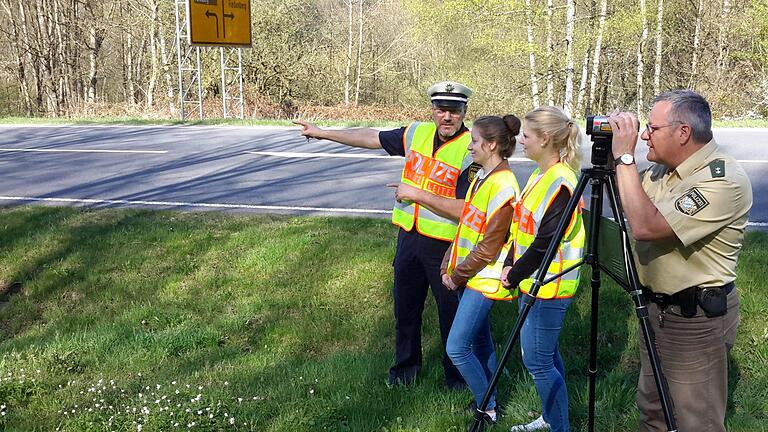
608, 90, 753, 432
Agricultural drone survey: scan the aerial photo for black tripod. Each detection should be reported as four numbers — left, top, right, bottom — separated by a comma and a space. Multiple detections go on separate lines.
468, 137, 677, 432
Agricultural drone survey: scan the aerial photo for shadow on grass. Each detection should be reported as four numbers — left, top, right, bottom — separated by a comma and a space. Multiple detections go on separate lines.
0, 208, 764, 431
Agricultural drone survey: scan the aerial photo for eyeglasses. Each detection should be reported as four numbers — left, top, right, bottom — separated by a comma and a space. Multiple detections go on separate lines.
645, 121, 684, 135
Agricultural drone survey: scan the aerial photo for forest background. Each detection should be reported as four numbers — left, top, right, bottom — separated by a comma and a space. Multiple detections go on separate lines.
0, 0, 767, 122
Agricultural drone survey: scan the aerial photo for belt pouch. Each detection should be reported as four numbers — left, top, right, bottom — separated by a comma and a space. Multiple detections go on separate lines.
697, 287, 728, 318
677, 287, 698, 318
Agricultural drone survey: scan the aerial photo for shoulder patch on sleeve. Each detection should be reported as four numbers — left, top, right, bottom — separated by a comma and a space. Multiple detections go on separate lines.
467, 163, 481, 183
709, 159, 725, 178
675, 187, 710, 216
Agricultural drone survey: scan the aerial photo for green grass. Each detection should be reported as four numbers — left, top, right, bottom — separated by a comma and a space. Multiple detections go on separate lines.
0, 207, 766, 431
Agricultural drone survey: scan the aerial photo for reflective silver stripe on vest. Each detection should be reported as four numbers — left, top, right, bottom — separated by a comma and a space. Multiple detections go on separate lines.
532, 179, 567, 223
561, 245, 583, 262
393, 199, 415, 215
419, 206, 456, 226
460, 153, 474, 171
404, 122, 421, 152
487, 186, 517, 215
455, 236, 476, 253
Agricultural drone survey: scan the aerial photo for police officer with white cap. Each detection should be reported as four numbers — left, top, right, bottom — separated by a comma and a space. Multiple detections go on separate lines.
295, 81, 477, 389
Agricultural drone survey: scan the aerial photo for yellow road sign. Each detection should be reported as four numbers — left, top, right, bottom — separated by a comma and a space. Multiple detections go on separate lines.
188, 0, 252, 47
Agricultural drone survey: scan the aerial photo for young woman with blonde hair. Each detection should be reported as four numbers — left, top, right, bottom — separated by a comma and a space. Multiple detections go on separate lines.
502, 106, 585, 432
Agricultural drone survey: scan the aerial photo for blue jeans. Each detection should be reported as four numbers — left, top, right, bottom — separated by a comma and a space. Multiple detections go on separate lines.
519, 297, 573, 432
446, 288, 497, 410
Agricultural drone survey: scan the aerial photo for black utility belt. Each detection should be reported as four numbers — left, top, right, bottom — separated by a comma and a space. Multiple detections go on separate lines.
644, 282, 734, 318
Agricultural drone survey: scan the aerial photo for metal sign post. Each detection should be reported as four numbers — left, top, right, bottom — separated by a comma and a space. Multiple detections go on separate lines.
185, 0, 252, 120
220, 47, 244, 119
174, 0, 204, 121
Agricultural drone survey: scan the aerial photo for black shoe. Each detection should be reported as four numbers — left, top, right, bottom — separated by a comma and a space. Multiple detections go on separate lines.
466, 400, 497, 425
387, 375, 416, 388
466, 400, 501, 416
467, 410, 497, 432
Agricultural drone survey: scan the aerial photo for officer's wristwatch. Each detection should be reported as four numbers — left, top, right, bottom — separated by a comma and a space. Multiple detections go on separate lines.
614, 153, 635, 166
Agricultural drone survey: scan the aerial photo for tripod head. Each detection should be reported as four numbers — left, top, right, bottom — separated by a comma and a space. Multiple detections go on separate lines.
585, 115, 613, 168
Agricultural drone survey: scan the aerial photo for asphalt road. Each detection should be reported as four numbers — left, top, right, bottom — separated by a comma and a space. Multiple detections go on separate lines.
0, 124, 766, 227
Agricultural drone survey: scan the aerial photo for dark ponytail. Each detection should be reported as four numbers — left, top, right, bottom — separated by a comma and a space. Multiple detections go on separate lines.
473, 114, 521, 159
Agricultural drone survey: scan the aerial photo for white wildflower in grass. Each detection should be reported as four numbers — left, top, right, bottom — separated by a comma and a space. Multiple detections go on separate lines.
229, 417, 235, 425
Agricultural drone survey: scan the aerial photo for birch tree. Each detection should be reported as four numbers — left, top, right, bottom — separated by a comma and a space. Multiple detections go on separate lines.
653, 0, 664, 96
344, 0, 353, 105
525, 0, 540, 108
588, 0, 607, 110
689, 0, 704, 89
563, 0, 576, 115
354, 0, 363, 105
716, 0, 731, 82
636, 0, 648, 116
545, 0, 554, 105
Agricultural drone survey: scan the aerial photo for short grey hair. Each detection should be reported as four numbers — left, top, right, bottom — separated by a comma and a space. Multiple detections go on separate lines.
652, 90, 713, 143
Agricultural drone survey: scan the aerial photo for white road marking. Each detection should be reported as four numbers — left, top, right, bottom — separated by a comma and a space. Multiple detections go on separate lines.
0, 196, 392, 215
246, 151, 531, 163
245, 151, 398, 159
0, 148, 167, 154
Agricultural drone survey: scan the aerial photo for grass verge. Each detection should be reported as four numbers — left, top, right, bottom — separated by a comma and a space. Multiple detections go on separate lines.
0, 207, 766, 431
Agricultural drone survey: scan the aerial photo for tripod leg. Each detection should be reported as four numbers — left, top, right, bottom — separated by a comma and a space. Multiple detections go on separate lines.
604, 174, 678, 432
468, 171, 591, 432
584, 177, 605, 432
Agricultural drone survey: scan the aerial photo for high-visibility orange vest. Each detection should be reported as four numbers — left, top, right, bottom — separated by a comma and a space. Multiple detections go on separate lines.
448, 168, 520, 300
513, 162, 585, 299
391, 122, 473, 241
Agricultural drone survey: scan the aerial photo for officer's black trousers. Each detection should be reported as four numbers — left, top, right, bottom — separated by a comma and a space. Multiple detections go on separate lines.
389, 228, 464, 388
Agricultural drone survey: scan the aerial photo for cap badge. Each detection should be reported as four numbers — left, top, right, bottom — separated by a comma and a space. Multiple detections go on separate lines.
445, 83, 454, 92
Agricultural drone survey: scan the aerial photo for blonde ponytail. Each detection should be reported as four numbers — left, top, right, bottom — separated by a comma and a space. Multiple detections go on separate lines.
524, 106, 583, 172
562, 122, 582, 171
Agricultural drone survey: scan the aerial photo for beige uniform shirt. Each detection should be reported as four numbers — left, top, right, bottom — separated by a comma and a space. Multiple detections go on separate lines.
634, 140, 753, 295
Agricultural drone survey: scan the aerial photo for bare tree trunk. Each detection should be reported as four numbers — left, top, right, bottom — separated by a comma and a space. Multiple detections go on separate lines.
545, 0, 554, 105
36, 0, 60, 115
19, 0, 42, 113
653, 0, 664, 96
563, 0, 575, 115
525, 0, 540, 108
158, 15, 175, 114
87, 25, 103, 103
716, 0, 731, 82
354, 0, 363, 105
126, 30, 136, 105
576, 47, 590, 115
636, 0, 648, 117
588, 0, 607, 110
689, 0, 704, 89
146, 0, 159, 108
1, 0, 32, 115
344, 0, 352, 105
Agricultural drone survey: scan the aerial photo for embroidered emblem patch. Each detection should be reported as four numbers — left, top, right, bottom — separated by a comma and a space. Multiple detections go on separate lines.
467, 163, 481, 183
675, 188, 709, 216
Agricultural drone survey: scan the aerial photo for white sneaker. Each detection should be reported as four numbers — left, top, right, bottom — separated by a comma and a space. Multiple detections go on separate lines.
510, 415, 550, 432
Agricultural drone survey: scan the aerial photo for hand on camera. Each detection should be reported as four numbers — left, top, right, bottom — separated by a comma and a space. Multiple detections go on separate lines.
607, 112, 640, 159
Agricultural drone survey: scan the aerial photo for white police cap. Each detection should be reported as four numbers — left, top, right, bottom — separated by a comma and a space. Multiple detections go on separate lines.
427, 81, 473, 107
